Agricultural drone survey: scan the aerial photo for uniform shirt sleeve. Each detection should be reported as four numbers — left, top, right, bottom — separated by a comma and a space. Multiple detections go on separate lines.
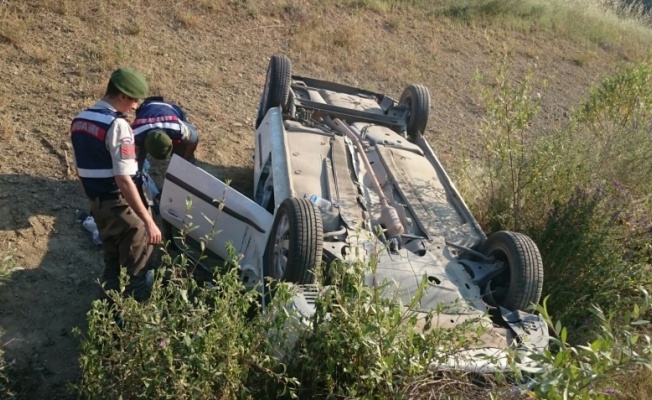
179, 120, 198, 143
105, 118, 138, 176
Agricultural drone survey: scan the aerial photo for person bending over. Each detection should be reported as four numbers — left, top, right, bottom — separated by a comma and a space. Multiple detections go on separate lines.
131, 96, 199, 168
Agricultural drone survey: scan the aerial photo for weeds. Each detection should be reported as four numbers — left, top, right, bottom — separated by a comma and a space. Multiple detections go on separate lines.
463, 55, 545, 232
347, 36, 652, 396
75, 233, 652, 398
76, 231, 510, 398
525, 294, 652, 399
452, 54, 652, 340
75, 250, 297, 399
0, 341, 11, 400
0, 253, 15, 399
284, 260, 492, 399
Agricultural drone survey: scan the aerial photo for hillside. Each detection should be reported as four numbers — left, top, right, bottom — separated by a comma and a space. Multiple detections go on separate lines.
0, 0, 650, 398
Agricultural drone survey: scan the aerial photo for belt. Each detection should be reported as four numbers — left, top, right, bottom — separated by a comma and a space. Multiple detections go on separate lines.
90, 192, 123, 202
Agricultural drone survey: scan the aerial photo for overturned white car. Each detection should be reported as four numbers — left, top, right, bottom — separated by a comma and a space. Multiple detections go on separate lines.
160, 55, 548, 370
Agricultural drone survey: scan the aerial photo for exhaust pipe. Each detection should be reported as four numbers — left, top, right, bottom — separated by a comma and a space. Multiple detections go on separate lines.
331, 118, 405, 237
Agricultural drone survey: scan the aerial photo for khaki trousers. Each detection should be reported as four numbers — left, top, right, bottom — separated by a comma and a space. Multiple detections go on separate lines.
90, 195, 153, 302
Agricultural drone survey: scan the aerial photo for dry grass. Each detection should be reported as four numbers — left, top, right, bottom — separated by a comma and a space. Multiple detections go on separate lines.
0, 1, 30, 47
613, 367, 652, 399
570, 49, 599, 66
174, 10, 202, 29
402, 371, 530, 400
0, 117, 13, 140
314, 0, 652, 61
448, 0, 652, 56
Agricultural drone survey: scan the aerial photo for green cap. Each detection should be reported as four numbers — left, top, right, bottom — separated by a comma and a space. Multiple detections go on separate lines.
110, 67, 149, 99
145, 130, 173, 160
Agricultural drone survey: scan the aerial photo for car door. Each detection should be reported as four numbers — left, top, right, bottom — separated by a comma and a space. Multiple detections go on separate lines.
160, 155, 274, 285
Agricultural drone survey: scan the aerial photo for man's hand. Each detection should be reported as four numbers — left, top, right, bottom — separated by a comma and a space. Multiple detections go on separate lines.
144, 220, 162, 245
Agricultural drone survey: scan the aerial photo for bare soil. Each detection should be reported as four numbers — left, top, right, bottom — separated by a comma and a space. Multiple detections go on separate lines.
0, 2, 640, 398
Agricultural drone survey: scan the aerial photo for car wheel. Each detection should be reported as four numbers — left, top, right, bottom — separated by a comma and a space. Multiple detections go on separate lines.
480, 231, 544, 312
399, 84, 431, 140
264, 197, 323, 284
255, 55, 292, 129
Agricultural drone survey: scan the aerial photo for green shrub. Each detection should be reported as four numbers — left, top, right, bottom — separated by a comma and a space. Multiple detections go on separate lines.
531, 184, 651, 330
525, 293, 652, 399
0, 253, 14, 399
75, 248, 298, 400
451, 57, 652, 333
75, 241, 652, 399
75, 233, 513, 399
459, 57, 545, 233
575, 61, 652, 197
283, 258, 504, 399
531, 62, 652, 327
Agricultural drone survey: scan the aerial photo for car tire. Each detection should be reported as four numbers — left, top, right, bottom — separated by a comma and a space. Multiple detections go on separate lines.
264, 197, 323, 284
480, 231, 544, 312
399, 84, 431, 140
255, 55, 292, 129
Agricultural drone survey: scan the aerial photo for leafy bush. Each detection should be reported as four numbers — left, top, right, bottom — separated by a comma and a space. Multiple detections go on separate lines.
532, 185, 650, 328
0, 345, 11, 400
0, 253, 14, 399
524, 293, 652, 399
451, 57, 652, 333
283, 259, 496, 399
75, 248, 297, 400
76, 241, 652, 399
531, 62, 652, 327
575, 61, 652, 197
458, 56, 546, 233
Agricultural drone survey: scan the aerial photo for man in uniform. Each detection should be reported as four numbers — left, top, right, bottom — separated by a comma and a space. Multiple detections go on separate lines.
70, 67, 161, 302
131, 96, 199, 168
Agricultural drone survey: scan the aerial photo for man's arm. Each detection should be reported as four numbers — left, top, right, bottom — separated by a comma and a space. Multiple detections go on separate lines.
107, 118, 161, 244
177, 120, 199, 162
115, 175, 161, 244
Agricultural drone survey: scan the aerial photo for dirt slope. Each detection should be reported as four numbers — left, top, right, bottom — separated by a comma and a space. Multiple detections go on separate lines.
0, 1, 640, 398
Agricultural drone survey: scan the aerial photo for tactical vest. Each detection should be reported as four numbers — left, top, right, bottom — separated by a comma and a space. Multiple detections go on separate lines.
70, 107, 126, 198
131, 98, 186, 148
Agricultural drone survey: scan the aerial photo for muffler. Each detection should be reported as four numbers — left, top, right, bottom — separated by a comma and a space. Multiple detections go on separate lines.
331, 118, 405, 237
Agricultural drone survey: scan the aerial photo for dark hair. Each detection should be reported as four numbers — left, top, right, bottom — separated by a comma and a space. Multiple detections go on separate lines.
105, 79, 122, 97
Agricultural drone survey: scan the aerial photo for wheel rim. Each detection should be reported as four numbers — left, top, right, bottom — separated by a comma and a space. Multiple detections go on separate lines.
487, 249, 510, 305
405, 98, 414, 127
271, 213, 290, 279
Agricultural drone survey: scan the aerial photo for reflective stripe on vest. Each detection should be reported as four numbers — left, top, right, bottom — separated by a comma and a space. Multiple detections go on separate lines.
76, 167, 114, 178
132, 121, 181, 135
